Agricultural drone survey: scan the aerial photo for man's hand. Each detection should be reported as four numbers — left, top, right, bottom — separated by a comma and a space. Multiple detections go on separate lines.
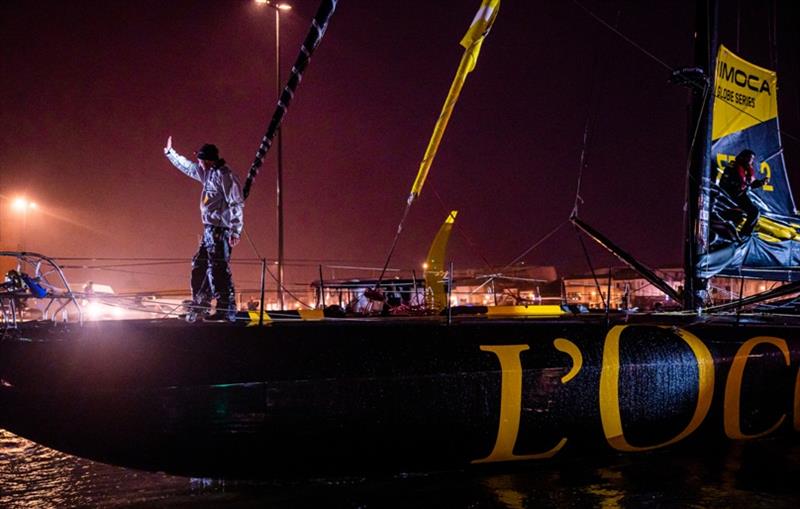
164, 136, 172, 154
230, 235, 241, 247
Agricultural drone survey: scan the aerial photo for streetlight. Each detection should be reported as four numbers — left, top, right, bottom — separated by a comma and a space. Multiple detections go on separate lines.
10, 197, 37, 251
255, 0, 291, 309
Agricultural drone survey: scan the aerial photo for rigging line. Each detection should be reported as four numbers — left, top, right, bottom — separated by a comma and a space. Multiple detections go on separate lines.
374, 199, 414, 287
768, 0, 777, 72
58, 258, 415, 271
571, 0, 673, 72
503, 220, 569, 271
735, 0, 741, 53
261, 256, 313, 309
573, 29, 604, 217
325, 265, 400, 272
737, 270, 745, 320
708, 1, 799, 145
54, 257, 188, 261
575, 225, 607, 309
572, 114, 591, 217
704, 0, 711, 81
429, 184, 494, 272
243, 228, 263, 261
59, 261, 188, 269
67, 267, 187, 278
54, 255, 389, 265
682, 80, 712, 276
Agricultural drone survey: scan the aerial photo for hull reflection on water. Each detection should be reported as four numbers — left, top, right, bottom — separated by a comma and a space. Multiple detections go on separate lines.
2, 429, 800, 508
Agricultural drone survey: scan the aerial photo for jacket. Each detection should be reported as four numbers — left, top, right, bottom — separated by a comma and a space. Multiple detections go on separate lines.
165, 149, 244, 236
719, 161, 765, 198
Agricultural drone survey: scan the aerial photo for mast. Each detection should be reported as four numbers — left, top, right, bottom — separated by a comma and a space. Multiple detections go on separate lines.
683, 0, 719, 310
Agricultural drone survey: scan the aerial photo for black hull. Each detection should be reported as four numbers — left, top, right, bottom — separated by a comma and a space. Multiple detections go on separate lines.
1, 314, 799, 478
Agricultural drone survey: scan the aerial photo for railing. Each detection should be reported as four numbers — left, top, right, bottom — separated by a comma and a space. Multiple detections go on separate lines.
1, 251, 83, 335
1, 252, 572, 329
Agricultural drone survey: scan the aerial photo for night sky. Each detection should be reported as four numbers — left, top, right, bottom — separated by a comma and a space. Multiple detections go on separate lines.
2, 0, 799, 292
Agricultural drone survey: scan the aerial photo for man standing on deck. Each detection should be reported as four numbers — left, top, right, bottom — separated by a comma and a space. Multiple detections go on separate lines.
164, 136, 244, 322
719, 149, 768, 238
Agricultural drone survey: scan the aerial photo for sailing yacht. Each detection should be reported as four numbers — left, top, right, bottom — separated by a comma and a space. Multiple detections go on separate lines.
1, 0, 799, 479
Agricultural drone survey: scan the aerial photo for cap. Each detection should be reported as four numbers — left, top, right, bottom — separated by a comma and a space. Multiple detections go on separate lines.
195, 143, 220, 161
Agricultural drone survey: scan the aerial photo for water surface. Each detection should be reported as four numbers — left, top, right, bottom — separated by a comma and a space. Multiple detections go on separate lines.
2, 430, 799, 508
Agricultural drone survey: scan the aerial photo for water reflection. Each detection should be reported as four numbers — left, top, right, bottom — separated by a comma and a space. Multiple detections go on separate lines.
2, 429, 799, 508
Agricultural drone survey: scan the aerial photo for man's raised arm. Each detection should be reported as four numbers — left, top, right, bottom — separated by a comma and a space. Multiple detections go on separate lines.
164, 136, 202, 182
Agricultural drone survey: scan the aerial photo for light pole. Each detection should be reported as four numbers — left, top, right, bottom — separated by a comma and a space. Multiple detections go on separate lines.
11, 197, 37, 251
256, 0, 291, 309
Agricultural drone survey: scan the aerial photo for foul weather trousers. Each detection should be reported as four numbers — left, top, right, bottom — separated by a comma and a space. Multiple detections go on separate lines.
191, 225, 235, 312
733, 193, 760, 237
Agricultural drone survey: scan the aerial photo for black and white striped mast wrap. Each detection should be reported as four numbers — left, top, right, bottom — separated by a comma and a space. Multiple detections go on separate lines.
243, 0, 338, 200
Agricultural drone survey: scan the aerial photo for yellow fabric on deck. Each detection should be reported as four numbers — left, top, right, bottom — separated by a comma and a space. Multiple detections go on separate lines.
298, 309, 325, 321
486, 305, 565, 317
756, 216, 798, 241
247, 310, 271, 325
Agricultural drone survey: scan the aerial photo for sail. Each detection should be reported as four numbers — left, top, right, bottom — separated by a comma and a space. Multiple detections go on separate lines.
424, 211, 458, 309
711, 46, 793, 216
409, 0, 501, 202
698, 45, 800, 280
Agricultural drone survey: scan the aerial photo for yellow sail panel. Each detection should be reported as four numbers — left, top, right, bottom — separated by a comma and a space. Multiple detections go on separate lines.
712, 44, 778, 140
460, 0, 501, 49
425, 211, 458, 309
409, 0, 501, 199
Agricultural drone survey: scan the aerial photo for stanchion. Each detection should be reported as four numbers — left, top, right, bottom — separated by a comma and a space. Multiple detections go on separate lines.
259, 258, 267, 327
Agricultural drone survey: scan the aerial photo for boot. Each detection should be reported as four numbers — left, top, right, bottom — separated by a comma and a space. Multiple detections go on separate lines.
184, 302, 210, 323
205, 304, 237, 323
204, 311, 236, 323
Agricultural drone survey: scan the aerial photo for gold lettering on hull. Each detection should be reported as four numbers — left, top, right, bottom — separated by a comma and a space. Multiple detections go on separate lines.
553, 338, 583, 383
599, 326, 715, 451
724, 336, 790, 439
472, 344, 570, 463
473, 327, 798, 465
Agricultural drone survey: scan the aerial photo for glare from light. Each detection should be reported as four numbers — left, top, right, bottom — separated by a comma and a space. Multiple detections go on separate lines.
255, 0, 291, 9
11, 197, 39, 212
12, 197, 28, 211
86, 301, 103, 320
422, 262, 429, 270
